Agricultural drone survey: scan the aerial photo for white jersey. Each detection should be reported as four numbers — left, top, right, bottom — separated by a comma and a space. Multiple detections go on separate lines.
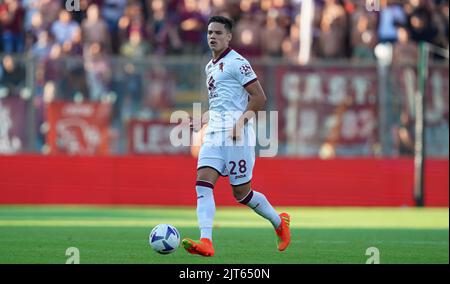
205, 48, 258, 133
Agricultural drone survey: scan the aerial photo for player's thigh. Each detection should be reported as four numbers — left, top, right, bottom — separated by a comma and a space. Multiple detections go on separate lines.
197, 142, 225, 185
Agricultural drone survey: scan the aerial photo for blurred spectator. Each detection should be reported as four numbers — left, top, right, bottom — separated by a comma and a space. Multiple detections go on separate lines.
101, 0, 127, 53
0, 0, 25, 53
178, 0, 207, 54
351, 6, 377, 61
62, 27, 83, 55
318, 0, 348, 58
222, 0, 240, 22
84, 43, 112, 101
393, 111, 415, 156
162, 21, 183, 54
309, 1, 324, 60
50, 10, 81, 46
26, 11, 45, 49
260, 10, 286, 57
30, 30, 53, 60
232, 12, 263, 57
42, 80, 56, 104
120, 30, 151, 58
260, 0, 272, 13
39, 0, 61, 30
114, 62, 143, 121
405, 0, 437, 43
148, 0, 168, 54
210, 0, 228, 15
102, 0, 127, 29
0, 55, 26, 96
64, 62, 89, 99
147, 0, 182, 55
393, 26, 419, 65
0, 0, 446, 61
43, 44, 65, 95
118, 0, 147, 44
82, 4, 111, 54
378, 0, 407, 43
432, 0, 449, 52
22, 0, 40, 34
281, 14, 300, 61
197, 0, 213, 18
70, 0, 92, 24
271, 0, 294, 31
165, 0, 183, 23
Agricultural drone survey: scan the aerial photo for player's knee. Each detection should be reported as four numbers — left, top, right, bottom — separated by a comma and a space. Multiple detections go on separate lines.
233, 187, 251, 202
197, 168, 219, 184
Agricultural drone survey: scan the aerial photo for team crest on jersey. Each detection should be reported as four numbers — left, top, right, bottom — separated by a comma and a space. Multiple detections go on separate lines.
240, 64, 253, 77
219, 62, 224, 72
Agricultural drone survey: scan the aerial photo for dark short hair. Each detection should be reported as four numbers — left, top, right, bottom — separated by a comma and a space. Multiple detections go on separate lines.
207, 16, 233, 32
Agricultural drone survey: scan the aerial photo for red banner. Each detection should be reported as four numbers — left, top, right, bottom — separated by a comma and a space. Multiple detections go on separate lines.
276, 67, 378, 156
0, 96, 27, 154
46, 102, 111, 155
127, 120, 190, 155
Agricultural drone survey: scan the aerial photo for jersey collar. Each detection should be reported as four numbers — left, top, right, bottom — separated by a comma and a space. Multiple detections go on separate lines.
212, 47, 232, 64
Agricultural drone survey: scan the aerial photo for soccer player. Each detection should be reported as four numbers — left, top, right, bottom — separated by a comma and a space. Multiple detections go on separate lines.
181, 16, 291, 257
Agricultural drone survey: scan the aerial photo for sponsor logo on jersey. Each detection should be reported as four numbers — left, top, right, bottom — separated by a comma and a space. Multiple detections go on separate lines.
207, 76, 218, 99
207, 76, 216, 92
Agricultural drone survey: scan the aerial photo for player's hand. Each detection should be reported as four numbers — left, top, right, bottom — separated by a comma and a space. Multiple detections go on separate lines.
190, 119, 203, 132
229, 125, 243, 141
191, 112, 209, 132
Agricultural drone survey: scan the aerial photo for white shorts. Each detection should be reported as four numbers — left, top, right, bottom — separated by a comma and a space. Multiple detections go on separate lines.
197, 126, 256, 186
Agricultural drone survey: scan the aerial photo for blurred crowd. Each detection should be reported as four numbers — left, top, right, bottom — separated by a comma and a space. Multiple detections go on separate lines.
1, 0, 449, 122
0, 0, 448, 156
0, 0, 448, 62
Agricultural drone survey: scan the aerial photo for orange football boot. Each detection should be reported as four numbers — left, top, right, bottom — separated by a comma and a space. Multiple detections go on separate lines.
275, 212, 291, 251
181, 238, 215, 257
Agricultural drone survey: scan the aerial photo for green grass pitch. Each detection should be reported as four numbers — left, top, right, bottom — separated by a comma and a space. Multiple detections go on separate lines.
0, 206, 448, 264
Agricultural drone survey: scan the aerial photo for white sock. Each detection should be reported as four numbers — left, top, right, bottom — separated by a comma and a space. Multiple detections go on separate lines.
240, 190, 281, 229
196, 181, 215, 241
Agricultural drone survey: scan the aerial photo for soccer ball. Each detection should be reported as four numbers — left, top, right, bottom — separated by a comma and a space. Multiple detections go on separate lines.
149, 224, 181, 254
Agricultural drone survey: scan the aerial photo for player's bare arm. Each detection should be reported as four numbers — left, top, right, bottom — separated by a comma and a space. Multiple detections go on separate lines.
201, 111, 210, 126
230, 80, 267, 140
189, 110, 209, 132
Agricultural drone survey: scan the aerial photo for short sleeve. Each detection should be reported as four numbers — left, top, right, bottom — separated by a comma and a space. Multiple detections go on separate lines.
233, 59, 258, 88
